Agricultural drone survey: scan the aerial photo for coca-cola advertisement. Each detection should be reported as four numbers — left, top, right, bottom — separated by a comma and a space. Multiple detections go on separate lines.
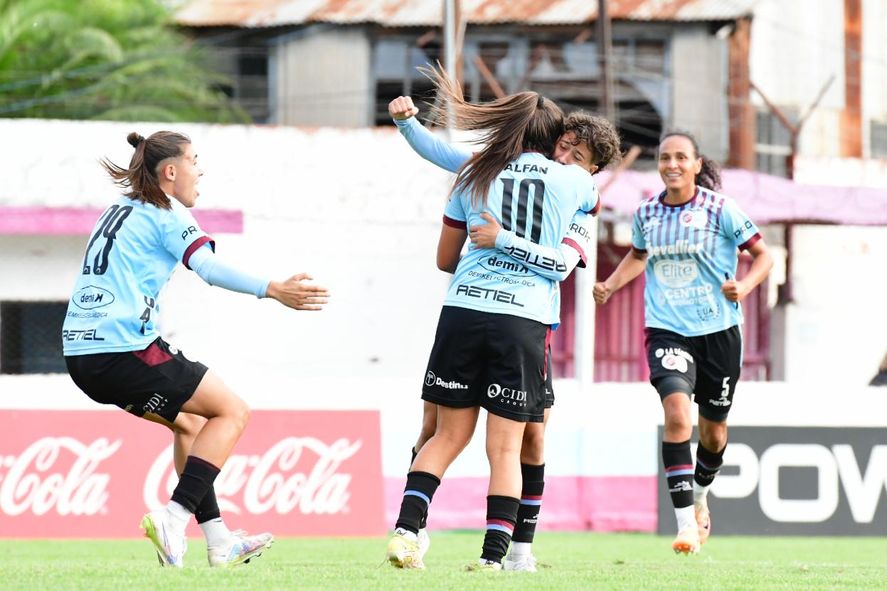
0, 410, 384, 538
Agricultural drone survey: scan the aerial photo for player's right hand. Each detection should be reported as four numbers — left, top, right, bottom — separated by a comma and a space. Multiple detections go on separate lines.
388, 96, 419, 120
593, 282, 612, 305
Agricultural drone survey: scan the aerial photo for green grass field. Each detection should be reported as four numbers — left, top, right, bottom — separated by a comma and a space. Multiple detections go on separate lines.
3, 532, 886, 590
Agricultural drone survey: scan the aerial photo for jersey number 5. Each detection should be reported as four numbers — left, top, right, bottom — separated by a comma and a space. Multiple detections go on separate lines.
82, 205, 133, 275
500, 178, 545, 243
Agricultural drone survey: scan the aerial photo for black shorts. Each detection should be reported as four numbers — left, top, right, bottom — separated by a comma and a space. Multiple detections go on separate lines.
422, 306, 547, 423
65, 337, 208, 423
645, 326, 742, 422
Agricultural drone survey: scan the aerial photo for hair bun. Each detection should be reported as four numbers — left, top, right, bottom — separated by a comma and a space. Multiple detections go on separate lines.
126, 132, 145, 148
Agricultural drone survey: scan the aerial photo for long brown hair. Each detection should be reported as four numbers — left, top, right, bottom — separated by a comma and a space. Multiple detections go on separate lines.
659, 130, 722, 191
422, 65, 564, 206
100, 131, 191, 209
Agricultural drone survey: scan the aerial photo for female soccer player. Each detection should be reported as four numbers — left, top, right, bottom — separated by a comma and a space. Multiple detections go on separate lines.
593, 131, 773, 555
63, 131, 329, 567
386, 68, 600, 571
389, 95, 620, 571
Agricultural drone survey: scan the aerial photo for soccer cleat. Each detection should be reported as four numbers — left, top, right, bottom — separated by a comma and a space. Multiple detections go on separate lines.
140, 510, 187, 568
386, 529, 425, 569
695, 497, 711, 545
465, 558, 503, 572
503, 552, 538, 572
417, 528, 431, 560
208, 530, 274, 567
671, 526, 701, 555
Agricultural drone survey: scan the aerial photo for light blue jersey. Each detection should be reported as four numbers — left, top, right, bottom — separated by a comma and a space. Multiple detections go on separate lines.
631, 188, 762, 336
63, 197, 214, 355
443, 152, 599, 324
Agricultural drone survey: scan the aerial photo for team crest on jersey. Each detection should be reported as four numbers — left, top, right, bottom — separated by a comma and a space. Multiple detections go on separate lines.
680, 209, 708, 230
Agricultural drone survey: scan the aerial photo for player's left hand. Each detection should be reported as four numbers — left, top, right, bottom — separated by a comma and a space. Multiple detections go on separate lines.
468, 212, 501, 249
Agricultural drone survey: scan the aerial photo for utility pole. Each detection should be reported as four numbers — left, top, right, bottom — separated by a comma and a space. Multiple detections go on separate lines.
596, 0, 615, 121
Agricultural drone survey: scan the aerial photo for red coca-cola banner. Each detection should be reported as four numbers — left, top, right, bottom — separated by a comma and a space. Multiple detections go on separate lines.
0, 410, 384, 538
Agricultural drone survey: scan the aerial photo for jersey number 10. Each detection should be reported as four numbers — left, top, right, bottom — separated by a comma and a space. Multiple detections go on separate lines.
500, 178, 545, 243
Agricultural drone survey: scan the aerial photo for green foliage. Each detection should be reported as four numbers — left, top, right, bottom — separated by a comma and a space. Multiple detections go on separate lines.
0, 0, 248, 122
2, 532, 887, 590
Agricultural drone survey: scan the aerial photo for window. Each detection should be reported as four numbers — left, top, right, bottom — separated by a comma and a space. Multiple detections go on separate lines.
871, 121, 887, 158
755, 109, 795, 177
0, 301, 67, 374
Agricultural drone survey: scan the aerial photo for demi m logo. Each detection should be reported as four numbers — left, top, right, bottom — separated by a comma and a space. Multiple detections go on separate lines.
72, 286, 116, 310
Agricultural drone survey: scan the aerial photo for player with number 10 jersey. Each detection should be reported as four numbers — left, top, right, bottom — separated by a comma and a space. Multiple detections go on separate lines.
443, 151, 598, 325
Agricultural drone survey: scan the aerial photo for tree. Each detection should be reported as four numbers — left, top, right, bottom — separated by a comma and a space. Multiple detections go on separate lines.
0, 0, 248, 122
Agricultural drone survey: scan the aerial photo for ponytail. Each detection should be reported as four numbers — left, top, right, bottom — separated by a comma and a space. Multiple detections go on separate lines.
100, 130, 191, 209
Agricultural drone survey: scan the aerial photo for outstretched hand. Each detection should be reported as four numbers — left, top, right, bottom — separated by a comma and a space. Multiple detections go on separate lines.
468, 212, 501, 249
388, 96, 419, 120
266, 273, 329, 311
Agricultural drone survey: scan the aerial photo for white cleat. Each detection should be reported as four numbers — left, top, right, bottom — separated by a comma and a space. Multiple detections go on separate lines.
695, 497, 712, 545
387, 528, 424, 569
672, 526, 701, 555
417, 528, 431, 561
465, 558, 502, 572
503, 552, 538, 572
208, 530, 274, 567
140, 510, 186, 568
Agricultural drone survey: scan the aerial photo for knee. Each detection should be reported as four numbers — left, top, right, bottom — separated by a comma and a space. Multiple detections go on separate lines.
230, 399, 250, 432
664, 411, 692, 438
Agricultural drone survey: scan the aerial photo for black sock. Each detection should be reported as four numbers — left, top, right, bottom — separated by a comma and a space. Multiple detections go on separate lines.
395, 471, 440, 534
171, 456, 220, 514
481, 495, 520, 563
662, 440, 694, 509
194, 485, 221, 524
408, 447, 430, 529
695, 441, 726, 488
512, 463, 544, 544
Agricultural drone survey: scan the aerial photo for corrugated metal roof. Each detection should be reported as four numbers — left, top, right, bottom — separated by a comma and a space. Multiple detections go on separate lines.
175, 0, 758, 28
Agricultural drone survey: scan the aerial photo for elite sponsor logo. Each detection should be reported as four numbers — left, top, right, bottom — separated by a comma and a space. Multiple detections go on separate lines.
654, 259, 699, 288
72, 286, 115, 310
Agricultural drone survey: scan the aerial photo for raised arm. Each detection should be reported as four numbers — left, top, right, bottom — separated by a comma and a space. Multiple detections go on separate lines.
469, 211, 591, 282
390, 96, 471, 173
